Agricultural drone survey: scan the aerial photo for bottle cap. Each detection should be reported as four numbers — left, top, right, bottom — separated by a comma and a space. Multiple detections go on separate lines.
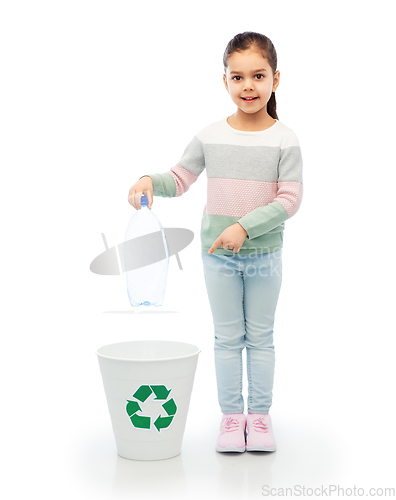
141, 195, 148, 207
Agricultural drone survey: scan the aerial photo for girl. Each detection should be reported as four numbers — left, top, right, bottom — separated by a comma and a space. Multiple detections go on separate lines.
128, 31, 303, 453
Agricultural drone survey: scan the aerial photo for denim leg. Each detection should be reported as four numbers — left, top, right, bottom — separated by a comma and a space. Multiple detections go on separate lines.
202, 252, 245, 413
243, 250, 283, 414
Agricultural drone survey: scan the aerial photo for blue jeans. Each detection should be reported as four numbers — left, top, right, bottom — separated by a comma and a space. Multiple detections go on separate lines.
201, 250, 283, 414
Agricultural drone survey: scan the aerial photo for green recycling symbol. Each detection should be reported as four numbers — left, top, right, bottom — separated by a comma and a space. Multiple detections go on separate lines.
126, 385, 177, 432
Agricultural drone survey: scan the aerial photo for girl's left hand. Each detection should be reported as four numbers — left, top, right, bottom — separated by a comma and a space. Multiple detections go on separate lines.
208, 223, 248, 254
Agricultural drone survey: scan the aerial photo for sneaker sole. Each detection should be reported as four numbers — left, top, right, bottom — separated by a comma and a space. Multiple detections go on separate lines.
216, 445, 246, 453
246, 444, 276, 452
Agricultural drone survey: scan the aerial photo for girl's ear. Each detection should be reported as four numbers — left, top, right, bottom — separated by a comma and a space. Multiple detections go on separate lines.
223, 74, 229, 93
272, 70, 280, 92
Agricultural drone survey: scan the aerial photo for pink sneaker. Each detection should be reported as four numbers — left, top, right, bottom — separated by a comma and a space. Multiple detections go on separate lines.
246, 413, 276, 452
216, 413, 246, 452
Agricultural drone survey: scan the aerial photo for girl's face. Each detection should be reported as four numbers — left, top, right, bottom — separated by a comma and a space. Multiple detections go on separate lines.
223, 49, 280, 117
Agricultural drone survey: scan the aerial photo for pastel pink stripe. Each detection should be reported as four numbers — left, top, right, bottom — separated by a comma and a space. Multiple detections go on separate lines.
276, 181, 303, 217
206, 178, 278, 217
205, 178, 303, 218
168, 164, 199, 197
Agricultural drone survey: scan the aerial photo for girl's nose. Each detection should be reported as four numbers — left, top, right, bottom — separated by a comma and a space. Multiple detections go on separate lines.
243, 79, 254, 91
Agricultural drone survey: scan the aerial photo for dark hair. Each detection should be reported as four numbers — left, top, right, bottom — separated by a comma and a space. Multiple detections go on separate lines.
223, 31, 278, 119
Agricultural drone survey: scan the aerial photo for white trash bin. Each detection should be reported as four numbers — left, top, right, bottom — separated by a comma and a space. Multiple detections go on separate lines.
96, 340, 200, 460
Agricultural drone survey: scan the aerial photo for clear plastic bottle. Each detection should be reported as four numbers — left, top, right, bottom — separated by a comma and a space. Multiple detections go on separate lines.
124, 196, 169, 307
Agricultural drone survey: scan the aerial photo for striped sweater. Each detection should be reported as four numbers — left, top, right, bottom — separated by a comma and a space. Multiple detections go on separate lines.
147, 117, 303, 255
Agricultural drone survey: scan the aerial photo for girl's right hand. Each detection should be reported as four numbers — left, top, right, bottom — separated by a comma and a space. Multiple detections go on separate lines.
128, 176, 154, 210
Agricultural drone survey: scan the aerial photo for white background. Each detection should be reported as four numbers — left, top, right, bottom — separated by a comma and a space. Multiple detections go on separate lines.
1, 1, 395, 498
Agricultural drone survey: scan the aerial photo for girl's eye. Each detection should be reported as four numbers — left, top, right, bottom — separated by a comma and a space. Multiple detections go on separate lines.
232, 74, 265, 81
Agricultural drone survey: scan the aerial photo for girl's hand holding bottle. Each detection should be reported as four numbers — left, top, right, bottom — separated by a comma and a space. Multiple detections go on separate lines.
128, 176, 154, 210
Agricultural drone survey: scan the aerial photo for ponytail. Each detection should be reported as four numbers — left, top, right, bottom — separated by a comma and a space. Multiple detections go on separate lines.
267, 93, 278, 120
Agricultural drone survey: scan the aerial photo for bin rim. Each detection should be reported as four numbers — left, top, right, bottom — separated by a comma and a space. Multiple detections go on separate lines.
96, 340, 201, 362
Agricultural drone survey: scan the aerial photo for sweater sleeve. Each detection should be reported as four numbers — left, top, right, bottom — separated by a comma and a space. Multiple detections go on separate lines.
144, 135, 205, 198
238, 129, 303, 239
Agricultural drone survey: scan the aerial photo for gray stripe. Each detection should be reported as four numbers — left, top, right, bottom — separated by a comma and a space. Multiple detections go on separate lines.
278, 146, 303, 182
204, 144, 281, 181
178, 132, 303, 183
178, 136, 205, 176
